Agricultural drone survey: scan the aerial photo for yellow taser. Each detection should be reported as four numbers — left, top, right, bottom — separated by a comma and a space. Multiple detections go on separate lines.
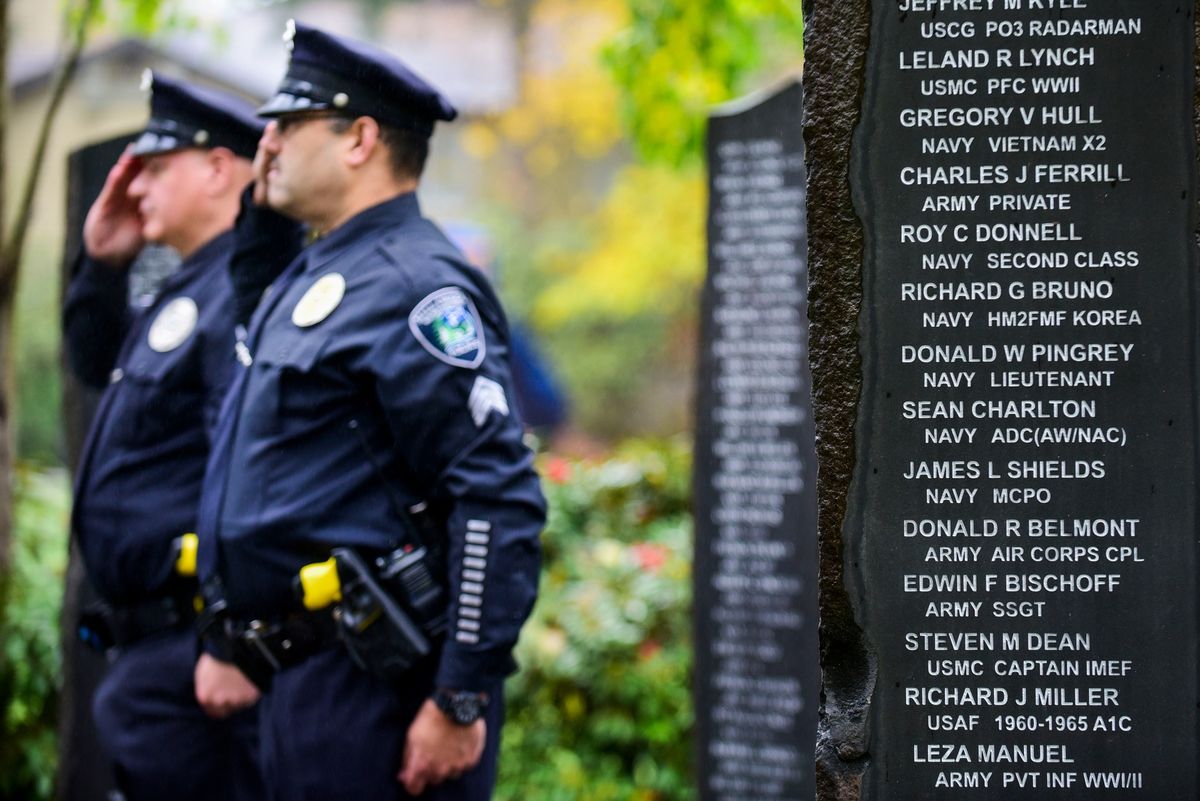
175, 533, 199, 577
298, 557, 342, 611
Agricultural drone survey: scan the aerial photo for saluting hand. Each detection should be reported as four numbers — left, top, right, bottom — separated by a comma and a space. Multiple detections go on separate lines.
194, 653, 261, 719
82, 148, 145, 268
251, 125, 274, 206
398, 700, 486, 795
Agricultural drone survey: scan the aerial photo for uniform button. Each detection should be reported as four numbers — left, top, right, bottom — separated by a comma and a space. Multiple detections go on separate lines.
109, 368, 124, 384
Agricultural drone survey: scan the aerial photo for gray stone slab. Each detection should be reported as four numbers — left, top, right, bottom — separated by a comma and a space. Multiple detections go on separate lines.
694, 78, 819, 801
846, 2, 1199, 798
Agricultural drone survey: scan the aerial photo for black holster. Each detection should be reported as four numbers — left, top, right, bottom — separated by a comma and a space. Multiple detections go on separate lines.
332, 546, 446, 684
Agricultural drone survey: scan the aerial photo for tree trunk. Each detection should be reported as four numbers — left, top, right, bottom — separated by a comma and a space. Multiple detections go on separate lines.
0, 293, 13, 588
0, 0, 12, 591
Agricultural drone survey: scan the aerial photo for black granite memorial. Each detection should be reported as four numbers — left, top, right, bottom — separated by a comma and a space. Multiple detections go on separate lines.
692, 78, 819, 801
845, 2, 1199, 798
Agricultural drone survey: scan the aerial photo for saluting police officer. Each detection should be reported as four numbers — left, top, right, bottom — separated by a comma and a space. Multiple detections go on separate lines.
64, 73, 270, 801
192, 21, 546, 800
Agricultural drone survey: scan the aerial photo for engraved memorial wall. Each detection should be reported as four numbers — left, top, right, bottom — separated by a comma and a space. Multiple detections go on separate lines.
692, 80, 819, 801
847, 1, 1198, 797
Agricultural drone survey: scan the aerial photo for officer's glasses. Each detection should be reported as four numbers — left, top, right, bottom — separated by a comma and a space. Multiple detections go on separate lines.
273, 111, 354, 136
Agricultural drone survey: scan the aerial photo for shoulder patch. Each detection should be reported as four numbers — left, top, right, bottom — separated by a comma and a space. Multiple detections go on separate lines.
292, 273, 346, 328
148, 297, 198, 352
408, 287, 486, 368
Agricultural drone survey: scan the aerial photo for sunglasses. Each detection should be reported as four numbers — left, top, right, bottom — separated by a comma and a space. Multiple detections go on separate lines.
273, 111, 354, 136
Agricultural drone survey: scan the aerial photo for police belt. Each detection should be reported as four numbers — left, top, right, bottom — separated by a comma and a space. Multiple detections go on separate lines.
210, 608, 341, 691
78, 587, 197, 651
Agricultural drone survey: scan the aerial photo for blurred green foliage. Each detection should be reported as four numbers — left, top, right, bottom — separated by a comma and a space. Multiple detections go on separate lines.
96, 0, 192, 35
0, 466, 70, 800
497, 439, 695, 801
604, 0, 805, 165
15, 243, 64, 466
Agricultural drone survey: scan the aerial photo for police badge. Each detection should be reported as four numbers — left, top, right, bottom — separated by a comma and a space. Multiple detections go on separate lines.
147, 297, 199, 353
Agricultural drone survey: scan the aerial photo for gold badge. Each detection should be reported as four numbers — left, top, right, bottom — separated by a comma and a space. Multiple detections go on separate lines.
148, 297, 199, 352
292, 273, 346, 328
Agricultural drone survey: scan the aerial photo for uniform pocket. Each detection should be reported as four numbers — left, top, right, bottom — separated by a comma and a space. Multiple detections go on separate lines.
123, 343, 189, 383
254, 329, 329, 373
119, 343, 201, 446
252, 329, 337, 421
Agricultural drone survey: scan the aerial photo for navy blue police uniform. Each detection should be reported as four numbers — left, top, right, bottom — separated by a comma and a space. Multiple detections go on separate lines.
64, 73, 266, 801
194, 22, 545, 801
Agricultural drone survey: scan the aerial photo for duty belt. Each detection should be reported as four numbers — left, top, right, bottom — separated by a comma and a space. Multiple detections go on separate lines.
78, 587, 197, 652
199, 602, 340, 691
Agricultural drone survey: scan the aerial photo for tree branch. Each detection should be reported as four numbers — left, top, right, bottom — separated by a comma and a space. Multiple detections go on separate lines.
0, 0, 101, 297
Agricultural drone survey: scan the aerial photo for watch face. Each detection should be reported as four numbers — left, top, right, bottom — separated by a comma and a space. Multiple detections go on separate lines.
437, 690, 486, 725
452, 696, 482, 724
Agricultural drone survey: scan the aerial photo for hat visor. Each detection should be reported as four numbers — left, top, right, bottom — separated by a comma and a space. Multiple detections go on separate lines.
256, 92, 331, 118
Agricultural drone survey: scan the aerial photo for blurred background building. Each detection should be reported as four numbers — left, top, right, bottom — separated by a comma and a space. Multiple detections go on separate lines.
10, 0, 520, 239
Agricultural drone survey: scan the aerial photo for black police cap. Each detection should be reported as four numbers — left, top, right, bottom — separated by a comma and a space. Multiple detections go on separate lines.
132, 71, 263, 159
258, 20, 458, 138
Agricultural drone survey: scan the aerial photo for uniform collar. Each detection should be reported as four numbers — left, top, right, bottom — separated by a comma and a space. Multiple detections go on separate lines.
164, 229, 236, 291
306, 192, 421, 272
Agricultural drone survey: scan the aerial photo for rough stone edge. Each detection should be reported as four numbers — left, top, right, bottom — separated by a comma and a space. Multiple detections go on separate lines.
802, 1, 874, 799
1192, 2, 1200, 789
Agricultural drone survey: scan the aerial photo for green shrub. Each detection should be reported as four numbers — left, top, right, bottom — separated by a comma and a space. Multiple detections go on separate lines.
497, 439, 695, 801
0, 466, 70, 800
15, 243, 66, 467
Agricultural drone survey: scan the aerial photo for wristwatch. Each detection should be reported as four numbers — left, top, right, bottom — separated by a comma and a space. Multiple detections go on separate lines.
432, 689, 489, 725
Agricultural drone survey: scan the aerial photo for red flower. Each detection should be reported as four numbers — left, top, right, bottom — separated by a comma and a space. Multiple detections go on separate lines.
638, 639, 662, 661
543, 456, 572, 484
631, 542, 668, 573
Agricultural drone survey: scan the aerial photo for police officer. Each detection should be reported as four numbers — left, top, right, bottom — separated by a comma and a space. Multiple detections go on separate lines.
64, 73, 272, 801
193, 21, 545, 800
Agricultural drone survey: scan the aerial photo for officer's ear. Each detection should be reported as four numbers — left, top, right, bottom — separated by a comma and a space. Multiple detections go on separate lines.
341, 116, 382, 169
202, 147, 247, 196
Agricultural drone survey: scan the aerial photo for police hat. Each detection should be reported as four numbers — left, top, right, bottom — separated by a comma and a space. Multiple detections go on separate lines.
258, 20, 458, 137
132, 71, 263, 159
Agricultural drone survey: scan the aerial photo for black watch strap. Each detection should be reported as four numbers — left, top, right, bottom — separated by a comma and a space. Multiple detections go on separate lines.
432, 688, 489, 726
